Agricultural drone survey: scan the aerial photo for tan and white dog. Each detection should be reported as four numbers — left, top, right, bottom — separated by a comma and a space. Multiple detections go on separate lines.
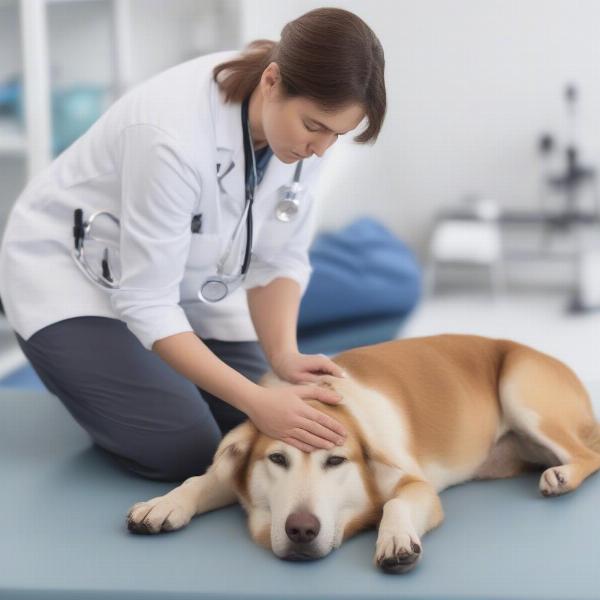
127, 334, 600, 573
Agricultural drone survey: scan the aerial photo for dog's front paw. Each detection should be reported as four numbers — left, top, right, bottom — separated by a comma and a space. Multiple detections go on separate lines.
374, 530, 422, 574
126, 496, 193, 534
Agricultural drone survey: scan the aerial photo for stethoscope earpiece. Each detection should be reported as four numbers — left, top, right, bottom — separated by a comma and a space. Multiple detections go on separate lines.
71, 209, 120, 290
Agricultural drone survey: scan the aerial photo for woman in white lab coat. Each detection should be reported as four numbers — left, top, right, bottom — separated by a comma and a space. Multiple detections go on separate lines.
0, 7, 386, 481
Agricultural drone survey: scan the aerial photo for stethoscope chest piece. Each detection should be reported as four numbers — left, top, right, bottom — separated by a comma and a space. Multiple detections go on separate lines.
275, 159, 305, 222
198, 278, 229, 303
276, 181, 305, 222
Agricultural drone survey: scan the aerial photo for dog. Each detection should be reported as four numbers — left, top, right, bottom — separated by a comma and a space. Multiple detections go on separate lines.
126, 334, 600, 573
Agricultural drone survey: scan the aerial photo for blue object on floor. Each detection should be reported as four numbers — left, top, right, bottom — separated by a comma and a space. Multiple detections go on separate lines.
298, 314, 406, 356
2, 385, 600, 599
0, 362, 44, 390
298, 217, 421, 354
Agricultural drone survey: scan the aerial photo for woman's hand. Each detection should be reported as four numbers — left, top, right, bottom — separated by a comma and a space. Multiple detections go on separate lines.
245, 384, 348, 452
271, 351, 347, 384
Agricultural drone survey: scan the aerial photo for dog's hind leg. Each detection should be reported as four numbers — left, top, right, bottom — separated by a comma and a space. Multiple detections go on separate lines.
535, 422, 600, 497
374, 476, 444, 574
499, 344, 600, 497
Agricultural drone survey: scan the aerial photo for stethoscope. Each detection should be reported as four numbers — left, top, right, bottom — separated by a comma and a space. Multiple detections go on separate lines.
71, 96, 305, 299
72, 208, 120, 289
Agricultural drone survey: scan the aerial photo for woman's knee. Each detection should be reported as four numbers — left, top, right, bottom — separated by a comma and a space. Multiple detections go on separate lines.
105, 424, 222, 483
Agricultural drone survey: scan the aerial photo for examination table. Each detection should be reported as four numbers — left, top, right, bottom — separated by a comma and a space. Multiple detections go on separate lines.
1, 385, 599, 600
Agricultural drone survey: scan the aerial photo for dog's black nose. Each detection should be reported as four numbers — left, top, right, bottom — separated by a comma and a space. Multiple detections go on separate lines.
285, 512, 320, 544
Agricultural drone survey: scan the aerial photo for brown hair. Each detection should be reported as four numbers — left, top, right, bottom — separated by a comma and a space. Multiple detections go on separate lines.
213, 8, 386, 143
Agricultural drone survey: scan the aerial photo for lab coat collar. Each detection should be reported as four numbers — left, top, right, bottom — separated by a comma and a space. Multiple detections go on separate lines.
212, 86, 298, 204
214, 89, 244, 203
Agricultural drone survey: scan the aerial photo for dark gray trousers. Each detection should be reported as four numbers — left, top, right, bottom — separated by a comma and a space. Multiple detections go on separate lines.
15, 316, 269, 483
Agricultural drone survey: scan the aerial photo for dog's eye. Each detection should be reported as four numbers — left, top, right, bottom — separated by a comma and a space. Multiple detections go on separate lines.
268, 453, 288, 467
325, 456, 347, 467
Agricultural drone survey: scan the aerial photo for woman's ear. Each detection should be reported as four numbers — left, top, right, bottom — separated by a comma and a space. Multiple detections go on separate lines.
261, 62, 282, 98
211, 420, 258, 486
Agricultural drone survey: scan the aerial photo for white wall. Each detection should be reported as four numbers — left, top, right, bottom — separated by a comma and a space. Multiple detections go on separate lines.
46, 0, 240, 89
241, 0, 600, 256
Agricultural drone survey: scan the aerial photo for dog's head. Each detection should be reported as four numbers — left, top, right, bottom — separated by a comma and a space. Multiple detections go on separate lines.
210, 396, 385, 561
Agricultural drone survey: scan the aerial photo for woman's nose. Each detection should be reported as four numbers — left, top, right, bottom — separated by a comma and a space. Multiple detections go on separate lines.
309, 135, 337, 158
310, 138, 335, 157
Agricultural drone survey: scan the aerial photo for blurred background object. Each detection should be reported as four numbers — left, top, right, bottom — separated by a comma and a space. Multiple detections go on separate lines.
426, 193, 504, 297
426, 81, 600, 310
1, 0, 600, 388
0, 73, 109, 155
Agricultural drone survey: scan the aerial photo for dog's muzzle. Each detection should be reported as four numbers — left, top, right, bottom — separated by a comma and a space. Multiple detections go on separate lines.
282, 511, 322, 561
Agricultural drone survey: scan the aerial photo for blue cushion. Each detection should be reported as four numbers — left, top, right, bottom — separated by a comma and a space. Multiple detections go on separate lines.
299, 218, 422, 329
2, 385, 600, 599
298, 314, 406, 356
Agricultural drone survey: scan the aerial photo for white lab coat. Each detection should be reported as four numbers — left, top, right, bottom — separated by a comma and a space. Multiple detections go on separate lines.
0, 51, 323, 350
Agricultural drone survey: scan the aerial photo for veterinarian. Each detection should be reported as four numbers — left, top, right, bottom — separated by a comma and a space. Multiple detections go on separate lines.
0, 8, 386, 482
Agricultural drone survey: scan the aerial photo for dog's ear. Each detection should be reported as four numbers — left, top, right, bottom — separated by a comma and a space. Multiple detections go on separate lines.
211, 420, 258, 486
359, 436, 404, 477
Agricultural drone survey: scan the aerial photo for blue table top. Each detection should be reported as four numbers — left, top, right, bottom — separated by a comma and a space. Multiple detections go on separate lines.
2, 387, 600, 600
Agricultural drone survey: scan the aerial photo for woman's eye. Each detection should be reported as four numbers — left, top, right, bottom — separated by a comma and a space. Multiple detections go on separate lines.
303, 122, 319, 132
268, 453, 288, 467
325, 456, 347, 467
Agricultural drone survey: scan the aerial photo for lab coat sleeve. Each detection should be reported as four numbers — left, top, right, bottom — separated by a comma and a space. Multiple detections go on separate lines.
243, 157, 323, 295
110, 124, 198, 350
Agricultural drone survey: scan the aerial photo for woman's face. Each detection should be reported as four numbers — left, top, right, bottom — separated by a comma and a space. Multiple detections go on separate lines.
258, 63, 366, 164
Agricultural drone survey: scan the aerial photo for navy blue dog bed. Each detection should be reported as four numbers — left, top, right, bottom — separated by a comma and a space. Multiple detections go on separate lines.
298, 218, 421, 354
